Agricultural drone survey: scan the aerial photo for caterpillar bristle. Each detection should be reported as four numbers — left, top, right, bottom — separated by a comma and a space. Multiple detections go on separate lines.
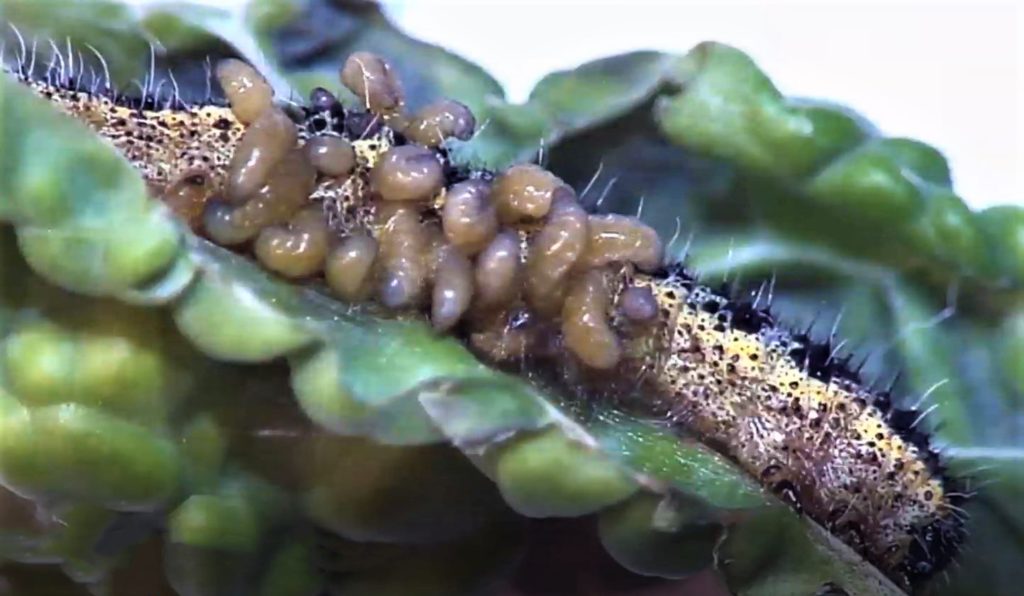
6, 44, 973, 591
1, 29, 229, 113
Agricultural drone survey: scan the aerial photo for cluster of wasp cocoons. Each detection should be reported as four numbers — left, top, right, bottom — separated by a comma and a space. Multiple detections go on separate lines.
5, 41, 969, 588
199, 54, 664, 370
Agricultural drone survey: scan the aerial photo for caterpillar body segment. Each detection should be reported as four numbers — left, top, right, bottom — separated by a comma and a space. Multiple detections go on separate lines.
5, 49, 967, 590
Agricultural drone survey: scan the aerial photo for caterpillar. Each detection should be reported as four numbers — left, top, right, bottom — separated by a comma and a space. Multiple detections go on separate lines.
3, 42, 967, 591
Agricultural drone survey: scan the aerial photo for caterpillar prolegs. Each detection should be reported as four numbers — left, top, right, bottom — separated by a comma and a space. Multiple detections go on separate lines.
6, 46, 967, 590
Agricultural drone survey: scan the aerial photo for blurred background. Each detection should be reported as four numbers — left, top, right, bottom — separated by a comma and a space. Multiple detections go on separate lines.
390, 1, 1023, 210
139, 0, 1022, 208
386, 1, 1023, 208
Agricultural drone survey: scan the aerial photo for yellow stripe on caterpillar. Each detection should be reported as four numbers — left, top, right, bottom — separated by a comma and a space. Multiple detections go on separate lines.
5, 50, 967, 590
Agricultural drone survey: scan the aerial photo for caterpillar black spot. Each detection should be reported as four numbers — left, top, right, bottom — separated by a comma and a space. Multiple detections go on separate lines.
4, 44, 968, 591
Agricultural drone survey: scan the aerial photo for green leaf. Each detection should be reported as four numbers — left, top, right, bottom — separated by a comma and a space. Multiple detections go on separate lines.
252, 0, 503, 125
1, 70, 817, 590
938, 450, 1024, 596
721, 508, 905, 596
3, 4, 1023, 594
598, 492, 722, 579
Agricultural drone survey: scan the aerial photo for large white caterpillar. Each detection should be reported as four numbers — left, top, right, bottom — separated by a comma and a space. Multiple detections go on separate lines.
4, 44, 967, 590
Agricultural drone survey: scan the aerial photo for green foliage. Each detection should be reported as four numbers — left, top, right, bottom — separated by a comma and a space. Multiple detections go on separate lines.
0, 1, 1021, 595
